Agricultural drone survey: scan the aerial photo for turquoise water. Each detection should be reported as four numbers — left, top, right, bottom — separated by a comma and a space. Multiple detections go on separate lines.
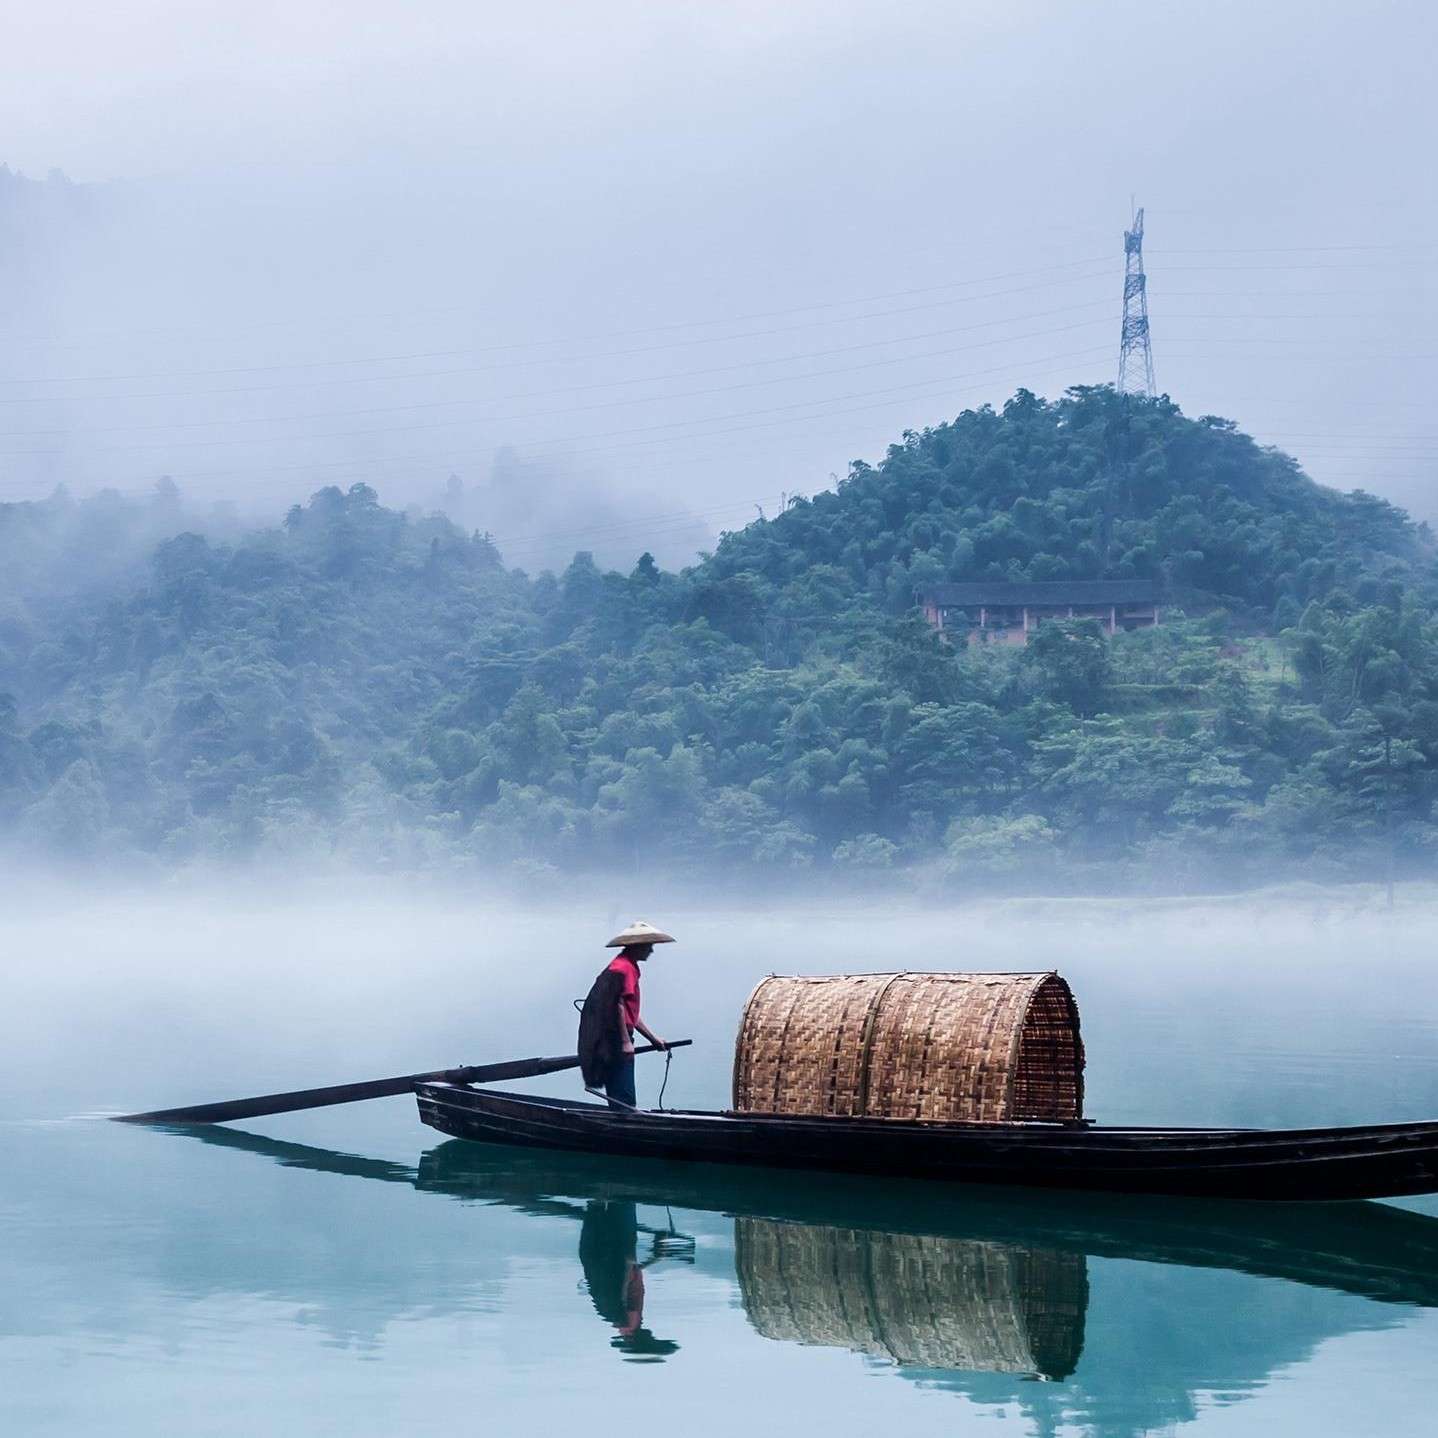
3, 890, 1437, 1435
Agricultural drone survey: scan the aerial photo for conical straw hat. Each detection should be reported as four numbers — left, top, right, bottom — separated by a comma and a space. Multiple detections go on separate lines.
606, 920, 677, 948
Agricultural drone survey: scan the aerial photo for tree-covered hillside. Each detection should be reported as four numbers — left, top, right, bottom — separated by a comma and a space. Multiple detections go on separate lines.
705, 386, 1425, 623
2, 387, 1434, 889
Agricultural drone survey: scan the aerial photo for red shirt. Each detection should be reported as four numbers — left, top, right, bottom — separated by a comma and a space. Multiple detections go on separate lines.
607, 954, 641, 1032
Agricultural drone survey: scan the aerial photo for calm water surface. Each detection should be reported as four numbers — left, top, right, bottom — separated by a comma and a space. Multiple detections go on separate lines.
3, 888, 1437, 1436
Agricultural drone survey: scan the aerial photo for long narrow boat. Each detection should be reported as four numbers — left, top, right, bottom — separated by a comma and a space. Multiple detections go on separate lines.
415, 1084, 1438, 1201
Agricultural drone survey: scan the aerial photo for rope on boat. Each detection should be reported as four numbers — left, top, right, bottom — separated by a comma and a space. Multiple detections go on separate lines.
583, 1044, 676, 1112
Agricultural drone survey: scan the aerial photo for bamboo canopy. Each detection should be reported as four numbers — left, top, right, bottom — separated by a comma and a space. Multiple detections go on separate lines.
732, 971, 1084, 1123
736, 1217, 1088, 1379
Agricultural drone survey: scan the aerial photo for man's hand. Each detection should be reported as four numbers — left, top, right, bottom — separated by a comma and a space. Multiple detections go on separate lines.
634, 1021, 665, 1052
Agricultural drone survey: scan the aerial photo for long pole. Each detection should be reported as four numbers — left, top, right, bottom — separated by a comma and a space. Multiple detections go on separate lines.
114, 1041, 690, 1125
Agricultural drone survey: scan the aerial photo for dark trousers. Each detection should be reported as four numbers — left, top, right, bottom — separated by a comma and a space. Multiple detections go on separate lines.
605, 1054, 637, 1110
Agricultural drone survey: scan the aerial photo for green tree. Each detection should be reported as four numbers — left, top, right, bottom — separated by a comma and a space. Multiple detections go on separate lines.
1023, 619, 1113, 716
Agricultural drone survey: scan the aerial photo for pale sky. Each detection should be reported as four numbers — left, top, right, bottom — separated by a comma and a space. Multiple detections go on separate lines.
1, 0, 1435, 559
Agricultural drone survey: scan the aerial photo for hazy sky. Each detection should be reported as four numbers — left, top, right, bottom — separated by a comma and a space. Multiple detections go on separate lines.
2, 0, 1435, 559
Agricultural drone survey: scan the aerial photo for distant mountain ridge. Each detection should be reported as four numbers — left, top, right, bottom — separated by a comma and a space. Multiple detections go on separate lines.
1, 387, 1434, 889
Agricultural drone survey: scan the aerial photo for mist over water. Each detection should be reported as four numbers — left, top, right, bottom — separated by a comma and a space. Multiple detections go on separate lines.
5, 882, 1436, 1135
3, 886, 1438, 1436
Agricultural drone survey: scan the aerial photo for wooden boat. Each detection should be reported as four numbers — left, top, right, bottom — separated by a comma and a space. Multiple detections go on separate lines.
414, 1084, 1438, 1201
415, 971, 1438, 1202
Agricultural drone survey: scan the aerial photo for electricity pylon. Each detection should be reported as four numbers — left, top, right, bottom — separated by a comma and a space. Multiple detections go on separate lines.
1117, 206, 1156, 397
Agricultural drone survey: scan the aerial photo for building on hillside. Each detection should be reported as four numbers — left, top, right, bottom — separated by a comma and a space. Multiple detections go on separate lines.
916, 580, 1162, 646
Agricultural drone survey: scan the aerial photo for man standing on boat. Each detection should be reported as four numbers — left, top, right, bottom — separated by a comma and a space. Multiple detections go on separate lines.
578, 921, 673, 1110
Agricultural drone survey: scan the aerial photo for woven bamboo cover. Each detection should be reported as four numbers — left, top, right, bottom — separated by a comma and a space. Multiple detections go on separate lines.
736, 1217, 1087, 1379
731, 971, 1083, 1122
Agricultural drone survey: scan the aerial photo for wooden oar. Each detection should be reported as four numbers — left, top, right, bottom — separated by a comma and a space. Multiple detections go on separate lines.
113, 1040, 691, 1125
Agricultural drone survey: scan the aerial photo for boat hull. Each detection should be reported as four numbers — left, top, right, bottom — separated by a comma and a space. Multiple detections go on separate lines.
415, 1085, 1438, 1202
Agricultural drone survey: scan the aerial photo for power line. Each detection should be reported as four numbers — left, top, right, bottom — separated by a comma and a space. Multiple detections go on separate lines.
1156, 260, 1438, 272
1149, 242, 1438, 255
0, 273, 1115, 410
0, 345, 1115, 492
1160, 340, 1438, 355
0, 260, 1117, 387
8, 307, 1417, 442
0, 301, 1115, 441
0, 253, 1117, 352
0, 317, 1116, 457
3, 270, 1425, 414
5, 240, 1432, 353
1259, 430, 1438, 442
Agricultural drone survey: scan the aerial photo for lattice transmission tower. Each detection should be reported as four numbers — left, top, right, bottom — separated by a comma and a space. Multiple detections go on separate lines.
1117, 205, 1156, 396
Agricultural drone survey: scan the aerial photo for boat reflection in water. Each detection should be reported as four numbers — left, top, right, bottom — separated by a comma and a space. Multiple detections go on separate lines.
413, 1139, 1088, 1377
163, 1124, 1438, 1425
737, 1217, 1086, 1380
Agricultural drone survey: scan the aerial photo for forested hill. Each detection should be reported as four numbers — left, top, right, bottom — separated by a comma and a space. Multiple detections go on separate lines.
1, 387, 1434, 891
706, 386, 1425, 622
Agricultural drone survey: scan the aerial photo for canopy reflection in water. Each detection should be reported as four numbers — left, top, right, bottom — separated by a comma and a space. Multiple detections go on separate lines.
98, 1123, 1438, 1433
736, 1217, 1086, 1379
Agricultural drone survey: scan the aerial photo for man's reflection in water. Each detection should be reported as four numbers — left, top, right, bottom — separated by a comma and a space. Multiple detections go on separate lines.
578, 1199, 688, 1359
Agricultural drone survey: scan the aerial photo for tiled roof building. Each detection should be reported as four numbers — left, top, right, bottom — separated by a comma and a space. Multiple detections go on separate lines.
917, 580, 1161, 645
